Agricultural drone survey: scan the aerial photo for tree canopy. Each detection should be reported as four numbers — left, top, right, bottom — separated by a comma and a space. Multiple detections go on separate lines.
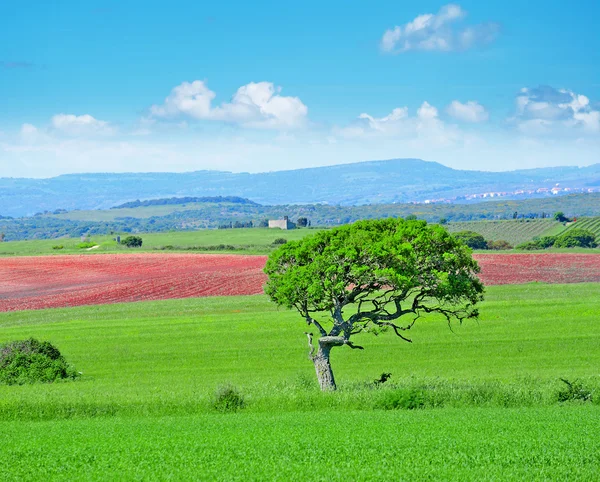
452, 230, 488, 250
264, 218, 484, 390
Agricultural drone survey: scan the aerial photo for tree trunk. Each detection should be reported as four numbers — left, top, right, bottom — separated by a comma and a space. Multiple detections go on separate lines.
311, 336, 345, 391
313, 344, 336, 391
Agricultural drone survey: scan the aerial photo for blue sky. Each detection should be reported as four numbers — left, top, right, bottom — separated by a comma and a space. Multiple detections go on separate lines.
1, 0, 599, 177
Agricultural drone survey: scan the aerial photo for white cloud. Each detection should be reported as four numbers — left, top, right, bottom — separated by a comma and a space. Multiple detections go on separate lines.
447, 100, 488, 123
51, 114, 115, 137
513, 86, 600, 135
336, 101, 462, 148
380, 3, 499, 53
150, 80, 308, 129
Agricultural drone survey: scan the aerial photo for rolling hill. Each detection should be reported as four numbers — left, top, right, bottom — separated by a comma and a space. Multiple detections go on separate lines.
1, 158, 599, 217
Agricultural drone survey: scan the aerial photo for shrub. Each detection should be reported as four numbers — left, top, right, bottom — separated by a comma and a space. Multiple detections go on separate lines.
52, 245, 64, 250
453, 230, 488, 250
376, 387, 426, 410
554, 211, 570, 223
404, 214, 417, 221
0, 338, 80, 385
516, 235, 557, 250
272, 238, 287, 245
556, 378, 593, 403
213, 384, 245, 412
487, 240, 513, 250
77, 242, 96, 249
553, 229, 597, 248
121, 236, 143, 248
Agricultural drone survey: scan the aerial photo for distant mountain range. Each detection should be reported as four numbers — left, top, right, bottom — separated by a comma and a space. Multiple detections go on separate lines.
1, 158, 599, 218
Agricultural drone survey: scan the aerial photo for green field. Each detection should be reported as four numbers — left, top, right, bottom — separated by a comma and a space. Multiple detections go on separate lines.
1, 283, 600, 479
1, 284, 599, 479
0, 227, 323, 256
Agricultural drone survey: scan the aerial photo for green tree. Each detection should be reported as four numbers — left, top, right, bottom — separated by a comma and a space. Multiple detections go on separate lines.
296, 217, 309, 228
453, 231, 488, 250
264, 219, 484, 391
121, 235, 143, 247
553, 229, 597, 248
554, 211, 569, 222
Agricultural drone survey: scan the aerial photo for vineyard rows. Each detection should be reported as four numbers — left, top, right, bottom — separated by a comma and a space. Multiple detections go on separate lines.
563, 217, 600, 238
445, 219, 561, 246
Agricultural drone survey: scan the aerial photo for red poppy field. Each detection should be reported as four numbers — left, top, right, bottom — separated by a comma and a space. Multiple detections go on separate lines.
1, 253, 599, 312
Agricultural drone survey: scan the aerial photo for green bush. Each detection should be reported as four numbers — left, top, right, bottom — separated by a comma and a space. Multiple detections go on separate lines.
376, 388, 426, 410
556, 378, 593, 403
516, 235, 557, 250
453, 230, 488, 250
0, 338, 80, 385
213, 384, 245, 412
52, 245, 64, 250
553, 229, 597, 248
487, 240, 513, 250
121, 236, 143, 248
77, 242, 96, 249
272, 238, 287, 245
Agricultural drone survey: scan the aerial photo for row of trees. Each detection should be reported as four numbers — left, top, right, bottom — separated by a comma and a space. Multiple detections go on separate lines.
516, 229, 597, 250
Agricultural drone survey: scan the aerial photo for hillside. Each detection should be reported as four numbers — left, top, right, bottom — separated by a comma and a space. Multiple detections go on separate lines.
444, 219, 563, 246
1, 158, 600, 217
1, 192, 600, 241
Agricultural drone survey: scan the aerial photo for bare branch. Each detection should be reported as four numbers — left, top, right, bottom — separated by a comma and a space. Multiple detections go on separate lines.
304, 332, 315, 360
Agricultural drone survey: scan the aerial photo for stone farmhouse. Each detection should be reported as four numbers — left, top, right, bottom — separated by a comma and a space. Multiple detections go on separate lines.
268, 216, 296, 230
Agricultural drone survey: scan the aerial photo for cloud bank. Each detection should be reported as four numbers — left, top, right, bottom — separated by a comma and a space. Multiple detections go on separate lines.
380, 4, 499, 53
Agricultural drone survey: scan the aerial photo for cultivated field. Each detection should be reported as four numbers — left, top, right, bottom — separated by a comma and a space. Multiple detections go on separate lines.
0, 284, 599, 479
445, 219, 563, 245
2, 253, 600, 312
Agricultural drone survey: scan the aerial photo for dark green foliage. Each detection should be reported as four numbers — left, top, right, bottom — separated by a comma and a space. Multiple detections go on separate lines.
556, 378, 593, 403
296, 217, 308, 227
113, 196, 260, 209
439, 217, 448, 225
404, 214, 417, 221
52, 245, 64, 250
553, 229, 597, 248
554, 211, 570, 222
487, 240, 513, 250
271, 238, 287, 245
213, 384, 245, 412
121, 235, 143, 247
453, 230, 488, 249
0, 338, 79, 385
376, 388, 426, 410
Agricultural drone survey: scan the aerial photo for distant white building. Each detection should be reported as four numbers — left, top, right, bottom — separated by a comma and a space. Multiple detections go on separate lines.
268, 216, 296, 230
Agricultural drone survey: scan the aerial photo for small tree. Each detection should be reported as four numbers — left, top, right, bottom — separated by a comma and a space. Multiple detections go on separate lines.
453, 231, 488, 250
121, 235, 143, 247
296, 217, 309, 228
554, 211, 569, 223
553, 229, 597, 248
264, 219, 484, 391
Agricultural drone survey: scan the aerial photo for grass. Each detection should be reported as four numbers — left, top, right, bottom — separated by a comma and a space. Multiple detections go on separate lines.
1, 283, 599, 419
1, 407, 599, 481
0, 227, 324, 256
1, 283, 600, 479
